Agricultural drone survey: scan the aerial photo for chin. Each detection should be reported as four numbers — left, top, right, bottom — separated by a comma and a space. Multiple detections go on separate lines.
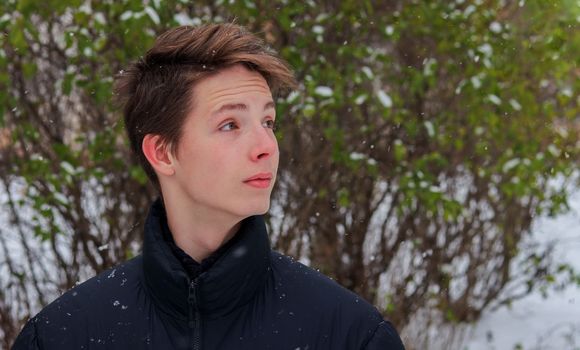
239, 201, 271, 217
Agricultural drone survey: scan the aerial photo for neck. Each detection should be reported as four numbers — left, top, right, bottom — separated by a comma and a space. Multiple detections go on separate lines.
161, 197, 241, 262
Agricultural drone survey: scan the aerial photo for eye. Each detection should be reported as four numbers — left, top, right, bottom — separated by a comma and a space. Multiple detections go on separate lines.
263, 119, 276, 130
219, 121, 238, 131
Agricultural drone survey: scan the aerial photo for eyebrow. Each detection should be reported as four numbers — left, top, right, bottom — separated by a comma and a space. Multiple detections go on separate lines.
212, 101, 276, 117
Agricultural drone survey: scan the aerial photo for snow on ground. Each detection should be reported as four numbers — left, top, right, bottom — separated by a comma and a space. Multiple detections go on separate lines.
465, 189, 580, 350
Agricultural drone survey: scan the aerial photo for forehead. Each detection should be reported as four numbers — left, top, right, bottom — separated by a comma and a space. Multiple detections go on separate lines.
193, 65, 272, 108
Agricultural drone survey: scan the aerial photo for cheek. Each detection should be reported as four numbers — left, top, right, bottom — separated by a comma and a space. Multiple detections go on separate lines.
186, 158, 227, 192
197, 148, 232, 180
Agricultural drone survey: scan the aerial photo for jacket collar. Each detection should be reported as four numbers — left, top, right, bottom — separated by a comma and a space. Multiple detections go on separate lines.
142, 199, 271, 320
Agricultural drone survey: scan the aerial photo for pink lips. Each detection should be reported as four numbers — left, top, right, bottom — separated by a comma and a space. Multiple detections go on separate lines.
243, 173, 273, 189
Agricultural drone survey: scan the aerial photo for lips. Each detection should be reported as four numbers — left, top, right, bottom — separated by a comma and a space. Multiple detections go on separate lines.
243, 172, 273, 189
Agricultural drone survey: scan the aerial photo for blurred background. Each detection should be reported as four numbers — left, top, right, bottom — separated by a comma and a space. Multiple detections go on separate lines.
0, 1, 579, 349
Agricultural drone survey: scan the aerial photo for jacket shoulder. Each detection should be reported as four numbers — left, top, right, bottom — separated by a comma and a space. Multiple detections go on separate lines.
41, 255, 142, 315
270, 251, 378, 315
269, 251, 404, 349
13, 256, 144, 349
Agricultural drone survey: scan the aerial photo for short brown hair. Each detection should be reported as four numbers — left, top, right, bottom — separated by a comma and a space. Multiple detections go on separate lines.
114, 23, 296, 188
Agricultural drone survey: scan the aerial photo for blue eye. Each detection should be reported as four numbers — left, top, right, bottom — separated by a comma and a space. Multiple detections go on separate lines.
219, 121, 238, 131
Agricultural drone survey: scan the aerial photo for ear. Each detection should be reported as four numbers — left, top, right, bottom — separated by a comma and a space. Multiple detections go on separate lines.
142, 134, 176, 176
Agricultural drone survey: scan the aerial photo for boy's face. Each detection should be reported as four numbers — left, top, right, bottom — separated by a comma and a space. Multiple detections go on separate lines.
170, 64, 279, 220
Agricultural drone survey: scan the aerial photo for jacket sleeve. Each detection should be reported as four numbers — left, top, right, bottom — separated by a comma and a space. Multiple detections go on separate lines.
363, 320, 405, 350
11, 319, 41, 350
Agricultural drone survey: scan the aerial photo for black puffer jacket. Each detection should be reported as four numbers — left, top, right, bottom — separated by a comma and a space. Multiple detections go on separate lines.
13, 201, 405, 349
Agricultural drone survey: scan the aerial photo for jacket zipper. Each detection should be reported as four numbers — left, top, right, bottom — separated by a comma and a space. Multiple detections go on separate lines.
188, 279, 201, 350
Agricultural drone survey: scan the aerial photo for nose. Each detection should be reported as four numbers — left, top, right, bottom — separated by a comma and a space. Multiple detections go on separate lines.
249, 124, 278, 162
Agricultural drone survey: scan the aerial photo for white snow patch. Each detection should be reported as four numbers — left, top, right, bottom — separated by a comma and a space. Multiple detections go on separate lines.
53, 192, 68, 205
350, 152, 365, 161
502, 158, 520, 173
377, 90, 393, 108
424, 121, 435, 137
478, 43, 493, 57
466, 187, 580, 349
361, 66, 374, 79
509, 99, 522, 111
455, 80, 466, 95
561, 87, 573, 98
144, 7, 160, 25
355, 94, 368, 105
174, 13, 202, 26
547, 144, 561, 157
93, 13, 106, 25
97, 244, 109, 251
314, 86, 333, 97
312, 25, 324, 34
464, 5, 476, 17
487, 94, 501, 105
423, 58, 437, 76
60, 161, 76, 175
471, 76, 482, 89
286, 90, 300, 103
120, 11, 134, 21
489, 21, 502, 33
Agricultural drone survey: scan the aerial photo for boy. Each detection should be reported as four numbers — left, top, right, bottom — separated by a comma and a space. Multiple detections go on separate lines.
13, 23, 404, 350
